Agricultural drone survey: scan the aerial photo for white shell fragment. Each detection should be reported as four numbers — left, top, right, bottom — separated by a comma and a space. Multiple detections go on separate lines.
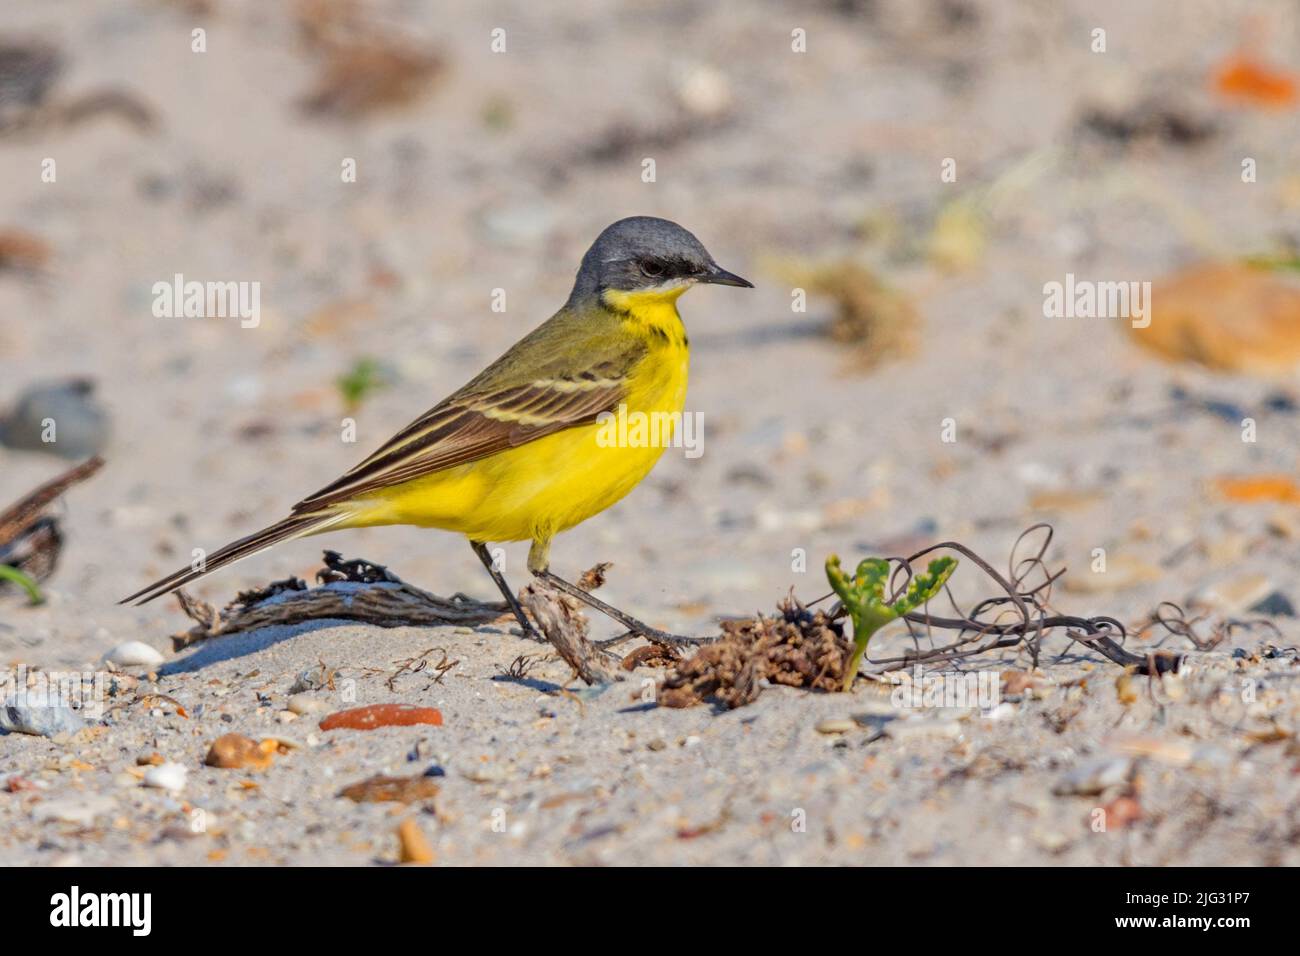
103, 641, 165, 668
142, 763, 188, 793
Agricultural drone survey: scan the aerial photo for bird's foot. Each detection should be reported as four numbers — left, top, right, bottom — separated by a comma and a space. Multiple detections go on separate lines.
515, 623, 546, 643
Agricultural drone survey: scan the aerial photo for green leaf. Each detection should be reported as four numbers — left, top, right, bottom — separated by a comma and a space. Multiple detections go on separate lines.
853, 557, 891, 601
890, 557, 957, 616
827, 553, 959, 693
825, 555, 893, 628
0, 564, 44, 605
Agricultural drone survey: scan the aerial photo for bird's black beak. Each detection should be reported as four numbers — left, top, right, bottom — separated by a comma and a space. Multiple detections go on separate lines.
700, 264, 754, 288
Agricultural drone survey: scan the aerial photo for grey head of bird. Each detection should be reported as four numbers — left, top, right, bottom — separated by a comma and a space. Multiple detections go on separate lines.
567, 216, 752, 306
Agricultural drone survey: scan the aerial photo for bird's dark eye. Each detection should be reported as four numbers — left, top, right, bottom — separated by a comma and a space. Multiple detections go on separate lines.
639, 259, 665, 278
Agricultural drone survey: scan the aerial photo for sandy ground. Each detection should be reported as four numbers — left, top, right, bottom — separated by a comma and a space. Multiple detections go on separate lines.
1, 0, 1299, 865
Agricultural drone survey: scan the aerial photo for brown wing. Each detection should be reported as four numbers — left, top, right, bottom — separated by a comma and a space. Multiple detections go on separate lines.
293, 316, 642, 513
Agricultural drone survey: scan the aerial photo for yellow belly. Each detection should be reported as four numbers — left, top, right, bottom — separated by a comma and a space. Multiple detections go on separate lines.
347, 330, 688, 543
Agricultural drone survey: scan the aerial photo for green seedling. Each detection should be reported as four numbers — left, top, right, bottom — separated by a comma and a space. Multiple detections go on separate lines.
336, 357, 389, 412
827, 554, 957, 692
0, 564, 44, 605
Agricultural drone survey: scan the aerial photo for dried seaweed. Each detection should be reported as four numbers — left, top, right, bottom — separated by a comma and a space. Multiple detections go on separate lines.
386, 645, 458, 691
661, 524, 1186, 710
659, 599, 851, 709
1139, 601, 1280, 653
500, 654, 540, 680
169, 550, 509, 650
620, 644, 681, 671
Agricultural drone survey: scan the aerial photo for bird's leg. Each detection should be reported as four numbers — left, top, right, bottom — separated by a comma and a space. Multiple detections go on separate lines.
470, 541, 541, 640
530, 569, 699, 648
524, 539, 697, 648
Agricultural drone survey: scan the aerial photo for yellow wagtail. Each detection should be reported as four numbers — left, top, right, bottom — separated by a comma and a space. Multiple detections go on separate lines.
122, 216, 752, 643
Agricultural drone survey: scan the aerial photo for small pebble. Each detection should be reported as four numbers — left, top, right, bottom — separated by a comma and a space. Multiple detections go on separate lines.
815, 718, 857, 734
287, 693, 328, 716
1032, 829, 1073, 853
338, 773, 440, 804
0, 378, 109, 459
1052, 755, 1132, 796
1248, 590, 1296, 618
205, 733, 276, 770
1101, 795, 1143, 829
398, 818, 434, 864
982, 702, 1018, 720
851, 706, 901, 732
1115, 672, 1139, 705
142, 762, 187, 793
0, 696, 84, 737
289, 669, 328, 694
320, 704, 443, 731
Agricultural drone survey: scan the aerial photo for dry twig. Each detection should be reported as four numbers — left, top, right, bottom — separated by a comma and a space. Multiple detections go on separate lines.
169, 550, 508, 650
386, 646, 458, 691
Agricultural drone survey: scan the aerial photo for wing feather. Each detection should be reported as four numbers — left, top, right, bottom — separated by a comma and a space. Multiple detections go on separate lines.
292, 315, 642, 513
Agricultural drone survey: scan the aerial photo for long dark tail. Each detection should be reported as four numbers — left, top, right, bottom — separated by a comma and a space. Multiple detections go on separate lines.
119, 511, 346, 606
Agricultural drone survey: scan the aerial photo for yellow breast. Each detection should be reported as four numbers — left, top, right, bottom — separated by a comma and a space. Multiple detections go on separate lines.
359, 290, 690, 543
